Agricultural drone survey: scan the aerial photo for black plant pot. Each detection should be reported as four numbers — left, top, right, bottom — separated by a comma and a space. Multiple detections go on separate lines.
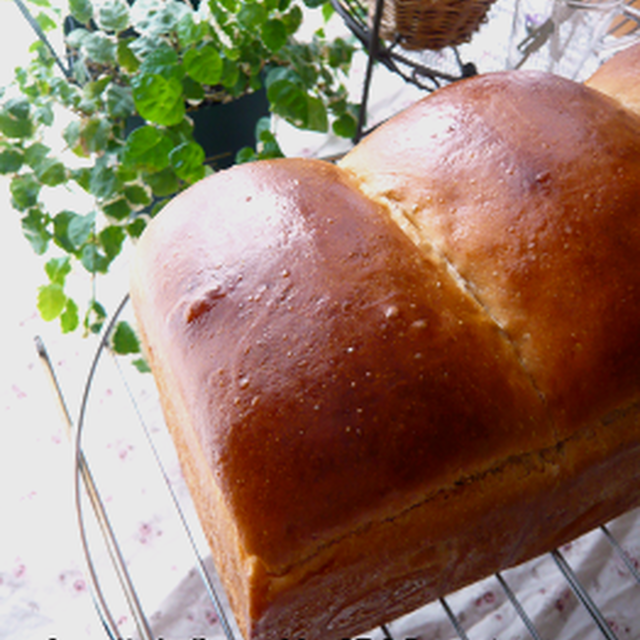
126, 88, 270, 172
191, 88, 270, 170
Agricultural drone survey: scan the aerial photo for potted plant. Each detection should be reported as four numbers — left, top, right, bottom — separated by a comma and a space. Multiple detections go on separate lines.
0, 0, 358, 351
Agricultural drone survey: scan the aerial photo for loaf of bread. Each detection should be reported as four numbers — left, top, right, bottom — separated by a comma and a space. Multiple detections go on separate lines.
586, 41, 640, 115
130, 55, 640, 640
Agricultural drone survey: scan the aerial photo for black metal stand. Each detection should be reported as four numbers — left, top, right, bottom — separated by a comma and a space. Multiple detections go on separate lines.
331, 0, 478, 141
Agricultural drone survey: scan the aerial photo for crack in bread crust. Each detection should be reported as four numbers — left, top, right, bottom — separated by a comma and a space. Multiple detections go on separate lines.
344, 176, 550, 422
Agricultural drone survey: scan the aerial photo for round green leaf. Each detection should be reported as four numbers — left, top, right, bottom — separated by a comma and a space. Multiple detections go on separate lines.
35, 158, 67, 186
182, 75, 205, 101
103, 198, 132, 221
63, 121, 82, 154
127, 217, 147, 238
0, 98, 34, 139
184, 44, 223, 86
45, 256, 72, 286
80, 244, 110, 274
304, 95, 328, 133
117, 39, 140, 73
34, 102, 54, 127
24, 142, 49, 169
132, 357, 151, 373
235, 146, 256, 164
282, 5, 302, 35
106, 84, 135, 119
22, 209, 51, 254
332, 111, 357, 139
123, 125, 172, 171
38, 283, 66, 321
100, 225, 125, 259
68, 211, 96, 248
60, 298, 80, 333
0, 148, 24, 173
220, 57, 240, 89
83, 32, 117, 64
261, 19, 287, 52
124, 184, 152, 206
266, 77, 307, 125
139, 45, 183, 81
237, 3, 267, 29
144, 167, 180, 197
65, 27, 90, 49
98, 0, 130, 33
169, 141, 205, 182
132, 74, 185, 126
89, 159, 121, 199
69, 0, 93, 24
111, 320, 141, 354
131, 0, 189, 37
52, 211, 77, 253
10, 174, 40, 211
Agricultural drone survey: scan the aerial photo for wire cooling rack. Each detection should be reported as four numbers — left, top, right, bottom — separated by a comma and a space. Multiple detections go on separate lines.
38, 293, 640, 640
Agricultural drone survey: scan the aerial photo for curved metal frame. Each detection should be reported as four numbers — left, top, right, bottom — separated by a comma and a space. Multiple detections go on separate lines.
330, 0, 478, 140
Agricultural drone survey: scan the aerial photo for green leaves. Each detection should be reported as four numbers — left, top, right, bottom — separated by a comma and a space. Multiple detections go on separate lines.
22, 208, 51, 254
124, 124, 203, 189
1, 0, 357, 341
69, 0, 93, 25
83, 32, 117, 64
111, 321, 140, 354
10, 173, 40, 211
132, 75, 185, 126
124, 125, 173, 171
106, 84, 135, 119
38, 283, 67, 321
262, 19, 287, 52
37, 257, 79, 332
170, 142, 205, 183
111, 320, 150, 372
0, 98, 35, 139
97, 0, 130, 33
0, 147, 24, 173
129, 0, 189, 37
237, 3, 268, 30
184, 44, 223, 86
266, 67, 328, 132
132, 47, 187, 126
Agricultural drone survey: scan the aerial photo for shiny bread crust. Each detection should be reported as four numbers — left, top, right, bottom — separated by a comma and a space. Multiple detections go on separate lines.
130, 68, 640, 639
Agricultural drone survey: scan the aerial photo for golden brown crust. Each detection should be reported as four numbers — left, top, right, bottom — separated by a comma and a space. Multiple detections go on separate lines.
130, 68, 640, 640
340, 70, 640, 438
586, 42, 640, 116
131, 158, 549, 572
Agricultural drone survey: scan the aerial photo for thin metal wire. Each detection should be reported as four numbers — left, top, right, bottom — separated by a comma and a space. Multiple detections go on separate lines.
109, 345, 240, 640
73, 293, 155, 640
551, 548, 619, 640
601, 524, 640, 584
329, 0, 476, 103
12, 0, 72, 78
495, 572, 544, 640
439, 597, 471, 640
35, 336, 119, 639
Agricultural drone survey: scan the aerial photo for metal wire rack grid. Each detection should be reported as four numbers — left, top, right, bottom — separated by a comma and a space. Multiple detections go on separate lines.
40, 293, 640, 640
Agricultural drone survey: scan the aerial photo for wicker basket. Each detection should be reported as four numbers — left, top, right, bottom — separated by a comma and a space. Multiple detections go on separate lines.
372, 0, 497, 50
